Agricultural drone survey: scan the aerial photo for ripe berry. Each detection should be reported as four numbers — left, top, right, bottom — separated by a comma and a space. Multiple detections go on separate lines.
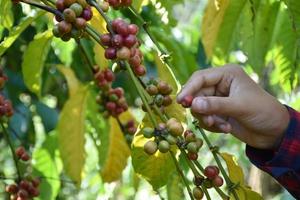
58, 21, 72, 34
212, 176, 224, 187
55, 0, 65, 11
134, 65, 146, 76
124, 35, 137, 48
18, 189, 29, 198
70, 3, 83, 17
63, 0, 76, 7
106, 102, 116, 111
19, 180, 30, 190
105, 47, 117, 59
112, 19, 124, 32
55, 15, 64, 22
21, 153, 30, 161
144, 141, 158, 155
108, 0, 121, 8
193, 176, 204, 187
187, 152, 198, 160
112, 34, 123, 47
204, 166, 219, 180
158, 140, 170, 153
104, 69, 115, 82
81, 7, 93, 21
157, 81, 171, 95
15, 146, 25, 158
116, 23, 129, 36
100, 34, 112, 46
181, 95, 194, 108
187, 142, 198, 153
31, 178, 41, 187
163, 95, 173, 106
146, 85, 158, 96
113, 87, 124, 98
117, 47, 131, 60
127, 127, 137, 135
5, 184, 18, 194
121, 0, 132, 6
142, 127, 154, 138
129, 55, 141, 68
193, 187, 204, 200
128, 24, 139, 35
74, 17, 87, 30
63, 8, 76, 23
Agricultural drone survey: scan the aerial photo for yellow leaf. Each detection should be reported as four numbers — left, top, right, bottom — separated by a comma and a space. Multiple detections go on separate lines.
94, 44, 108, 69
100, 117, 131, 182
202, 0, 230, 58
164, 95, 186, 122
220, 152, 244, 185
132, 0, 149, 11
57, 65, 80, 97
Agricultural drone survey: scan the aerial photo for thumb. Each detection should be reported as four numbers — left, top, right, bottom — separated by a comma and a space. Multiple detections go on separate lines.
191, 97, 241, 117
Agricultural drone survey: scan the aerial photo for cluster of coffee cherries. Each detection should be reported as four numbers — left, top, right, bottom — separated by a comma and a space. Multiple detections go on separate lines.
5, 177, 40, 200
182, 130, 203, 161
0, 69, 13, 118
52, 0, 93, 41
105, 0, 132, 9
143, 118, 183, 155
122, 120, 137, 143
100, 19, 145, 76
203, 165, 224, 187
142, 78, 173, 111
15, 146, 30, 162
94, 68, 128, 117
179, 95, 194, 108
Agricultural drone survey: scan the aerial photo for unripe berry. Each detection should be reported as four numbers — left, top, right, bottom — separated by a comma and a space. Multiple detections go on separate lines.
58, 21, 72, 34
154, 94, 164, 107
63, 0, 76, 7
124, 35, 137, 48
163, 95, 172, 106
187, 142, 198, 153
212, 176, 224, 187
158, 140, 170, 153
77, 0, 88, 8
168, 122, 183, 137
142, 127, 154, 138
193, 176, 204, 187
157, 81, 172, 95
187, 152, 198, 160
166, 134, 177, 145
63, 8, 76, 23
144, 141, 158, 155
185, 131, 196, 143
105, 47, 117, 59
181, 95, 194, 108
55, 0, 65, 11
146, 84, 158, 96
55, 14, 64, 22
74, 17, 87, 30
100, 1, 110, 12
52, 25, 61, 38
134, 65, 146, 76
204, 166, 219, 180
100, 34, 112, 46
193, 187, 204, 200
128, 24, 139, 35
117, 47, 131, 60
70, 3, 83, 17
81, 7, 93, 21
15, 146, 25, 158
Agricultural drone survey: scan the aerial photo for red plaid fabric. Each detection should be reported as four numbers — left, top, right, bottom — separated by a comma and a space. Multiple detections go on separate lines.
246, 106, 300, 199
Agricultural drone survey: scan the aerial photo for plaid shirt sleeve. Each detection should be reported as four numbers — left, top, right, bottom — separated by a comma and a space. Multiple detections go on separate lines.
246, 106, 300, 199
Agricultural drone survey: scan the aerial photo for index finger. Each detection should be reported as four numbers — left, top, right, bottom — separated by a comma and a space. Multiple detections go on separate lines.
177, 67, 226, 102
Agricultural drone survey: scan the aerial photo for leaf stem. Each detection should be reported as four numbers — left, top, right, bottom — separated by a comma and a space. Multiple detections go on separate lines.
76, 40, 97, 75
202, 186, 212, 200
20, 0, 63, 18
0, 122, 21, 181
170, 151, 194, 200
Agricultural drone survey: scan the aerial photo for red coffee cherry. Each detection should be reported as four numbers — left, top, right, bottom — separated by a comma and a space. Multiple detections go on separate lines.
74, 18, 87, 30
134, 65, 146, 76
112, 18, 124, 32
105, 47, 117, 60
120, 0, 132, 6
129, 55, 141, 68
5, 184, 18, 194
58, 21, 72, 34
15, 146, 25, 158
112, 34, 124, 47
81, 7, 93, 21
181, 95, 194, 108
124, 35, 137, 48
100, 34, 112, 46
212, 176, 224, 187
204, 165, 219, 180
20, 153, 30, 161
55, 0, 65, 11
128, 24, 139, 35
187, 152, 198, 161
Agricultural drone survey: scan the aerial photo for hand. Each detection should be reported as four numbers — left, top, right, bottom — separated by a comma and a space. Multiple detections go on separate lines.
177, 65, 290, 150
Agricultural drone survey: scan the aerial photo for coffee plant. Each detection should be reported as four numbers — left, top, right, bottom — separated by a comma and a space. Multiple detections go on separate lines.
0, 0, 299, 199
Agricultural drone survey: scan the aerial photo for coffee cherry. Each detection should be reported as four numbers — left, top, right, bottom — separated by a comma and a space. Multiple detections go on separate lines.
5, 184, 18, 194
204, 166, 219, 180
100, 1, 110, 12
143, 127, 154, 138
58, 21, 72, 34
193, 187, 204, 200
31, 178, 40, 187
106, 102, 116, 111
124, 35, 137, 48
128, 24, 139, 35
187, 152, 198, 160
166, 135, 177, 145
77, 0, 88, 8
116, 23, 129, 36
117, 47, 131, 60
113, 87, 124, 98
158, 81, 172, 95
134, 65, 146, 76
105, 47, 117, 59
195, 138, 203, 150
144, 141, 158, 155
129, 55, 141, 68
168, 121, 183, 137
154, 94, 164, 106
181, 95, 194, 108
193, 176, 204, 187
74, 17, 87, 30
52, 26, 61, 38
212, 176, 224, 187
55, 0, 65, 11
63, 0, 76, 7
185, 131, 196, 143
112, 18, 124, 32
146, 84, 158, 96
121, 0, 132, 6
55, 14, 64, 22
19, 180, 30, 190
15, 146, 25, 158
108, 0, 121, 8
187, 142, 198, 153
17, 189, 29, 198
100, 34, 112, 46
21, 153, 30, 161
104, 69, 115, 82
163, 95, 173, 106
158, 140, 170, 153
63, 8, 76, 23
70, 3, 83, 17
127, 127, 137, 135
82, 7, 93, 21
112, 34, 123, 47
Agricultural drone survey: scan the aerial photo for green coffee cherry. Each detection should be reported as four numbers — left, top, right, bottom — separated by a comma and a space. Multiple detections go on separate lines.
144, 141, 158, 155
70, 3, 83, 17
187, 142, 198, 153
63, 8, 76, 23
143, 127, 154, 138
166, 135, 177, 145
77, 0, 88, 8
193, 187, 204, 200
158, 140, 170, 153
52, 25, 61, 38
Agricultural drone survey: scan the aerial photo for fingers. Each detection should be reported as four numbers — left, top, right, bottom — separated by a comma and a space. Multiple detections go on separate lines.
192, 113, 232, 133
177, 67, 226, 102
191, 96, 241, 117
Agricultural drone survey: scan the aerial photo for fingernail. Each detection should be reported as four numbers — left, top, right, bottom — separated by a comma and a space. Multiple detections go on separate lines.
220, 124, 231, 133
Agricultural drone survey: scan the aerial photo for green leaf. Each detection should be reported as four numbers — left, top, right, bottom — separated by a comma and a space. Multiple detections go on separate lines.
155, 0, 184, 26
22, 30, 53, 96
52, 38, 76, 66
57, 85, 89, 186
282, 0, 300, 37
0, 11, 45, 57
131, 125, 175, 189
0, 0, 14, 30
167, 173, 184, 200
32, 133, 61, 200
132, 0, 149, 11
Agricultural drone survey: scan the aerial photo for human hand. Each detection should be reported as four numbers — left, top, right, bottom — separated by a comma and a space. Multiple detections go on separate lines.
177, 65, 290, 150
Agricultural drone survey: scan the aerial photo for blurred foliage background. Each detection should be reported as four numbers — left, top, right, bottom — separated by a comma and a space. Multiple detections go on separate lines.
0, 0, 299, 199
